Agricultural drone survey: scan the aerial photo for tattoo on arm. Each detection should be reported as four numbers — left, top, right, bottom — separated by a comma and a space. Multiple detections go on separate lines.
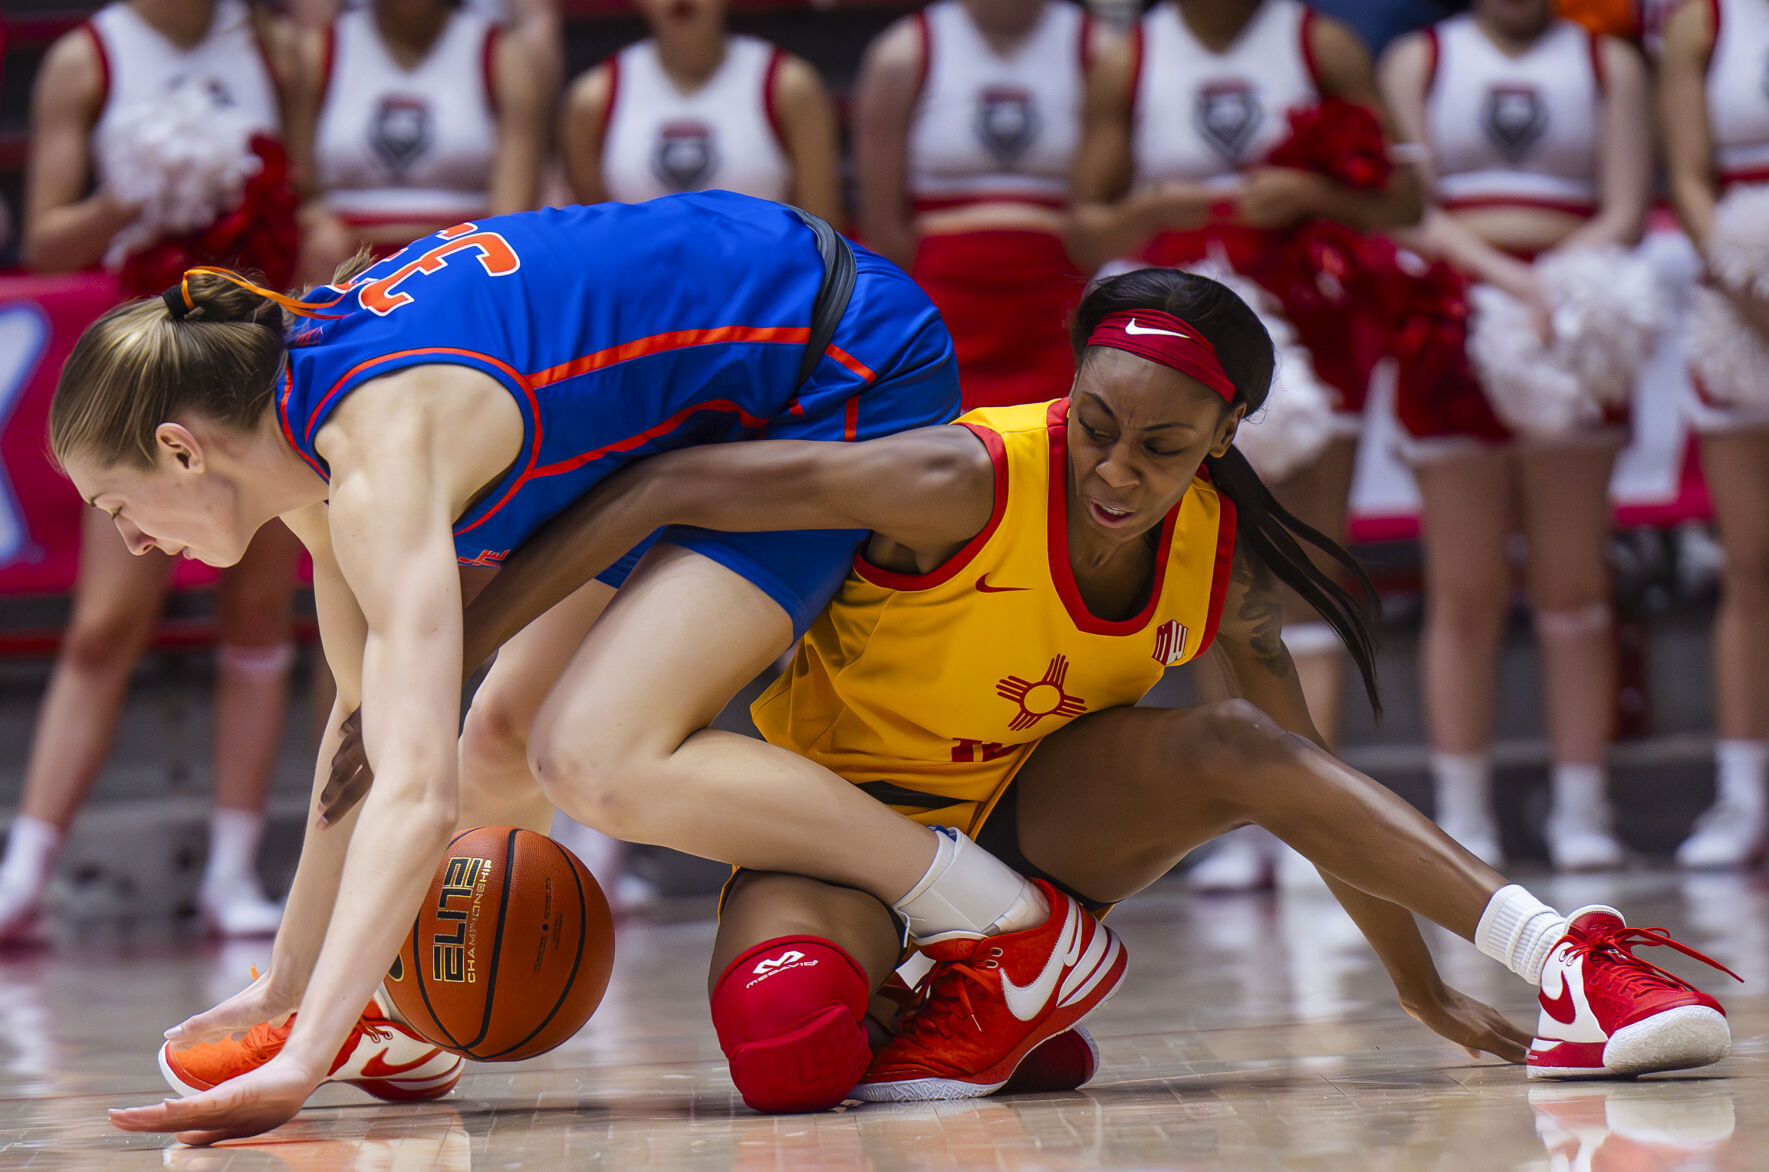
1232, 545, 1288, 678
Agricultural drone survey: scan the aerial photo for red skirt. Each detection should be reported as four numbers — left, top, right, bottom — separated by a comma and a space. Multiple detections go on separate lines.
911, 229, 1087, 412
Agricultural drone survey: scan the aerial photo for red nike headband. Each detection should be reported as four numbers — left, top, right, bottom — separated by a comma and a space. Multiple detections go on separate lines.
1085, 310, 1237, 403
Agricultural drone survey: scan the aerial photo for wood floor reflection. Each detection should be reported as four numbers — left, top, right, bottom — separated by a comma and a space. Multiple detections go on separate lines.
0, 870, 1762, 1169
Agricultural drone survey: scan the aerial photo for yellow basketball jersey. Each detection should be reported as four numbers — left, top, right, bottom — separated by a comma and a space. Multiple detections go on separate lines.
751, 398, 1238, 832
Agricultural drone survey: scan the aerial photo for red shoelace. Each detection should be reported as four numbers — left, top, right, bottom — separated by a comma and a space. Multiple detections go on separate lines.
894, 946, 1006, 1044
1573, 924, 1744, 996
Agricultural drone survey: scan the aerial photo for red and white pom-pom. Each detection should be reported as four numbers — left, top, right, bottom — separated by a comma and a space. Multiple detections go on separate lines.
1468, 247, 1665, 439
1704, 183, 1769, 302
98, 81, 262, 269
1193, 261, 1337, 482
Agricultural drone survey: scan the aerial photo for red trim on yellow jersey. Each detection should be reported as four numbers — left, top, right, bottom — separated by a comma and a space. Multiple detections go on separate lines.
854, 422, 1010, 590
1043, 398, 1181, 635
1194, 473, 1237, 657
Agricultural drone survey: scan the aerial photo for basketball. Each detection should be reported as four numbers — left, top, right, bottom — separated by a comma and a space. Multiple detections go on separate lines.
385, 826, 615, 1062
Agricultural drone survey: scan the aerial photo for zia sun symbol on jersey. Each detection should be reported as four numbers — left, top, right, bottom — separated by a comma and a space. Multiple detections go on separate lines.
996, 655, 1088, 732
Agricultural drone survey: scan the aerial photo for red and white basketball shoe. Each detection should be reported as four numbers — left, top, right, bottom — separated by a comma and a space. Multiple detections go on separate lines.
160, 991, 463, 1101
853, 880, 1125, 1101
1528, 905, 1741, 1079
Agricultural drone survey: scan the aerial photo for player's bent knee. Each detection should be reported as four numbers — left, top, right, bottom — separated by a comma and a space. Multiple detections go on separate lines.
461, 689, 536, 763
528, 739, 646, 839
710, 936, 873, 1114
1187, 700, 1296, 780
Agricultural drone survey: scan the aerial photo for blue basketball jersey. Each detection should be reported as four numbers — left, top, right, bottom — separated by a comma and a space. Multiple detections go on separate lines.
277, 191, 832, 566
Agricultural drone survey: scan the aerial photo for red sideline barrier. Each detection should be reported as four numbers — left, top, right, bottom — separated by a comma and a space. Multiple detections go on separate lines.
0, 271, 222, 597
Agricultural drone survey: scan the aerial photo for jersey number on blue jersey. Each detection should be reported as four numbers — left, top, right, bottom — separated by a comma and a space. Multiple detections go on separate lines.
355, 223, 522, 317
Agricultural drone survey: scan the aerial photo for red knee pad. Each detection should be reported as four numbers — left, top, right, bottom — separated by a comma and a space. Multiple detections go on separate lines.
711, 936, 873, 1114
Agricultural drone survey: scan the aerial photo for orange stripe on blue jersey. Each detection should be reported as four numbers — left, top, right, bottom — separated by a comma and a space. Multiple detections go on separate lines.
751, 398, 1237, 832
277, 193, 858, 567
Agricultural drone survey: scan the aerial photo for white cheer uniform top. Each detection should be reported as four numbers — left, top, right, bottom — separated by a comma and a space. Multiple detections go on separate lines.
905, 0, 1090, 211
86, 0, 281, 176
1131, 0, 1321, 188
600, 35, 792, 204
314, 7, 501, 226
1423, 15, 1602, 215
1707, 0, 1769, 188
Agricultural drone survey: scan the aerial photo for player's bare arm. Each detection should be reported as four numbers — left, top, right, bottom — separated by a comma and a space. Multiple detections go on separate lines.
113, 365, 524, 1141
1208, 541, 1528, 1063
460, 427, 997, 672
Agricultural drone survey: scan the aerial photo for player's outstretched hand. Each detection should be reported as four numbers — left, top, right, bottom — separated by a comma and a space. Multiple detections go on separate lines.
162, 968, 295, 1050
109, 1055, 319, 1145
320, 708, 374, 826
1403, 984, 1531, 1063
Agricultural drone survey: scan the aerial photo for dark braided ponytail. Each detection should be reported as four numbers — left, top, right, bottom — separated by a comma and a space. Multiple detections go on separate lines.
1071, 268, 1382, 715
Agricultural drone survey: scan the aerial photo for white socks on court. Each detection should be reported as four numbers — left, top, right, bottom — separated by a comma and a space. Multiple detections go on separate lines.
203, 807, 265, 890
0, 815, 62, 898
1712, 740, 1769, 815
1475, 884, 1568, 985
1679, 740, 1769, 868
1431, 751, 1501, 866
892, 826, 1047, 944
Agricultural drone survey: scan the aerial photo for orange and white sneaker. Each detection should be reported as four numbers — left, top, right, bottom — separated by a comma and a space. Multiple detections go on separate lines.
854, 880, 1125, 1101
160, 991, 463, 1102
1528, 905, 1741, 1079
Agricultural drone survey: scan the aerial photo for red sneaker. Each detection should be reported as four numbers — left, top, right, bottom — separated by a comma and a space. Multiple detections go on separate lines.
853, 880, 1125, 1101
1528, 906, 1741, 1079
160, 992, 463, 1102
879, 969, 1099, 1095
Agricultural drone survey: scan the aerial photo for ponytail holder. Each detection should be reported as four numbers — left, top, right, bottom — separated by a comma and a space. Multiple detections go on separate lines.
1084, 310, 1238, 403
161, 274, 196, 321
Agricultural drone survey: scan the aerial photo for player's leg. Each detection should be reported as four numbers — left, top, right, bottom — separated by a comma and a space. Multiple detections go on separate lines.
1680, 428, 1769, 866
0, 511, 172, 939
526, 543, 940, 893
1006, 702, 1735, 1077
1414, 446, 1514, 865
1517, 440, 1624, 870
526, 543, 1122, 1098
201, 520, 302, 936
709, 871, 901, 1113
457, 577, 616, 835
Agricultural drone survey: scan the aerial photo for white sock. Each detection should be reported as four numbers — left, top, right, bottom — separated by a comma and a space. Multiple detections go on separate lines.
1475, 884, 1568, 985
1550, 763, 1608, 822
1714, 740, 1769, 813
217, 642, 295, 677
1431, 752, 1492, 827
203, 807, 264, 890
0, 816, 62, 894
892, 827, 1047, 944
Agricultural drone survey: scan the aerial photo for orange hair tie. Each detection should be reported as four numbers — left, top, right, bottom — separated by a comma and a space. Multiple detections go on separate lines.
180, 266, 350, 321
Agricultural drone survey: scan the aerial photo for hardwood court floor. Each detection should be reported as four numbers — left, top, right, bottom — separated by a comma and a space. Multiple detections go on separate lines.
0, 869, 1761, 1170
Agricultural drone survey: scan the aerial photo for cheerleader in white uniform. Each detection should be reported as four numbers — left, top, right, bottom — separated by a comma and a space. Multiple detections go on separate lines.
7, 0, 304, 939
1379, 0, 1652, 869
853, 0, 1106, 410
1659, 0, 1769, 867
289, 0, 548, 281
562, 0, 840, 225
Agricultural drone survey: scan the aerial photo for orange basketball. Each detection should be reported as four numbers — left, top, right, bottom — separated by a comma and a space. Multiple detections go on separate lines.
386, 826, 614, 1061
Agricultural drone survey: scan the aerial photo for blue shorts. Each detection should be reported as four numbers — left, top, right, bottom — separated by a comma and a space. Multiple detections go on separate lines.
594, 248, 960, 635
